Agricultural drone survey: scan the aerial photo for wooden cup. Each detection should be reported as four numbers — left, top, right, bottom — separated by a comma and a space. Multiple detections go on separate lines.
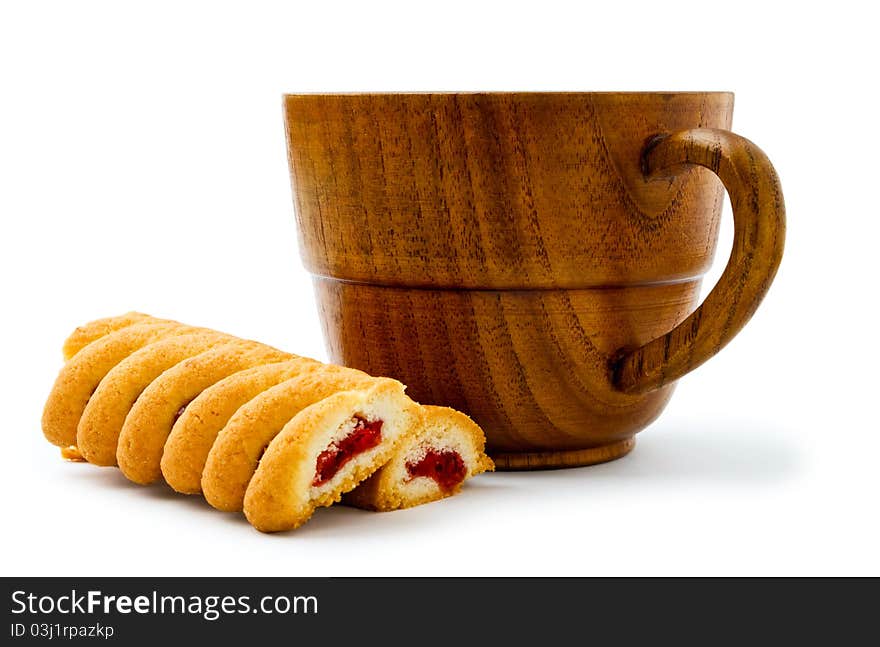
283, 92, 785, 469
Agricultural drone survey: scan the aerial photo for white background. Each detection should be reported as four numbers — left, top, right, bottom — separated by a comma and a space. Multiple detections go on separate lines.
1, 1, 877, 576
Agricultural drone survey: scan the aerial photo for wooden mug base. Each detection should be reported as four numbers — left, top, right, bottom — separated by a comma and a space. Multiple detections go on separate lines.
490, 437, 636, 470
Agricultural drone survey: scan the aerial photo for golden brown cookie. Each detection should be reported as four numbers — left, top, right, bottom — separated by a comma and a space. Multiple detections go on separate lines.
42, 322, 197, 448
201, 366, 377, 512
76, 331, 234, 466
345, 405, 494, 511
45, 311, 496, 531
160, 357, 324, 495
116, 341, 292, 484
61, 312, 168, 360
243, 381, 419, 532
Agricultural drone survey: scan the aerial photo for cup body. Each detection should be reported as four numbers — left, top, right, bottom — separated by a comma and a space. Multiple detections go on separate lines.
284, 92, 734, 468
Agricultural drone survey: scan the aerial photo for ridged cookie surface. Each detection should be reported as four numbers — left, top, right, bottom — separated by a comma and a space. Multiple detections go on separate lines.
43, 322, 200, 447
201, 366, 377, 512
61, 312, 163, 360
77, 331, 233, 465
116, 340, 292, 484
160, 357, 322, 494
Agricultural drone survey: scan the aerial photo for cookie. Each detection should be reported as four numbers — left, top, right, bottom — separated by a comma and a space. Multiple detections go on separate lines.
345, 405, 494, 511
200, 366, 377, 512
243, 381, 420, 532
160, 357, 324, 494
44, 312, 494, 531
42, 322, 197, 448
115, 340, 292, 484
61, 312, 167, 360
76, 331, 234, 466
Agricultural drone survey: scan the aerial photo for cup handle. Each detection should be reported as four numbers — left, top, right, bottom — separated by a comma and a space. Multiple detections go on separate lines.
611, 128, 786, 395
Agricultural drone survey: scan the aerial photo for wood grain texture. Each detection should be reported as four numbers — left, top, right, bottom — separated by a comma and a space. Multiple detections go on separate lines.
611, 129, 786, 393
284, 92, 785, 469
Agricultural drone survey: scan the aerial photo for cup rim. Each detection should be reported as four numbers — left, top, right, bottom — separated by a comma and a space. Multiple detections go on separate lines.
283, 90, 734, 98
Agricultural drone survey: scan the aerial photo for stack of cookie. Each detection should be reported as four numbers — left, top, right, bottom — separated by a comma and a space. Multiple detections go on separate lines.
41, 313, 493, 532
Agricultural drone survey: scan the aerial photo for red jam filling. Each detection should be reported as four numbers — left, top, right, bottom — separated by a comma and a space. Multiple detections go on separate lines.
173, 403, 190, 423
312, 416, 383, 487
406, 449, 467, 492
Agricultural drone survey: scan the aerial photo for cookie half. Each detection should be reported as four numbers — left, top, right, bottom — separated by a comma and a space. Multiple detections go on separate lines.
160, 357, 323, 494
243, 381, 419, 532
76, 331, 233, 466
345, 405, 494, 511
115, 341, 292, 484
201, 366, 377, 512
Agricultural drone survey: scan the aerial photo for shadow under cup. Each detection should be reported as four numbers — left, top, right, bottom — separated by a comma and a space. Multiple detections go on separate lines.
283, 92, 785, 470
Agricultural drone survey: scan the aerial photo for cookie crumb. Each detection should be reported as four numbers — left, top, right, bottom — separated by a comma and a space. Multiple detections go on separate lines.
61, 445, 85, 462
